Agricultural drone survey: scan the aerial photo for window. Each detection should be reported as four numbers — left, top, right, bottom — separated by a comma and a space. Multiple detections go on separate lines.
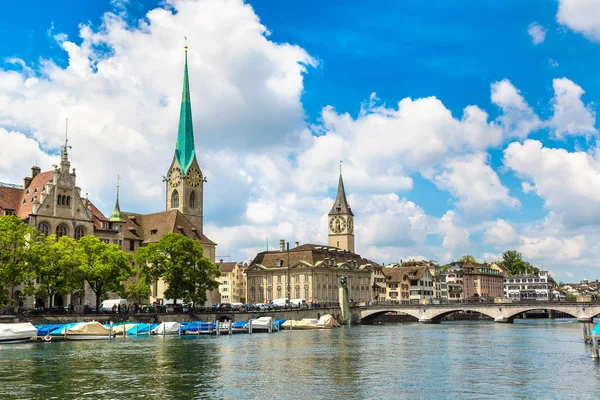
304, 287, 309, 299
295, 287, 300, 299
74, 226, 85, 240
171, 190, 179, 208
277, 288, 282, 298
4, 210, 14, 216
304, 273, 309, 282
294, 274, 299, 283
189, 191, 196, 208
38, 222, 50, 236
277, 275, 281, 283
66, 196, 71, 207
268, 276, 272, 284
129, 240, 135, 251
56, 224, 68, 238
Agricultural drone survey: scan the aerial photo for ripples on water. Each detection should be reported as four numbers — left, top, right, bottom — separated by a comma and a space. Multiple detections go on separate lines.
2, 320, 600, 399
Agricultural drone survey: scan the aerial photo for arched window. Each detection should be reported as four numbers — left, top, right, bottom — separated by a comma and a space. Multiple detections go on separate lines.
57, 195, 62, 205
56, 224, 68, 238
61, 196, 66, 206
38, 222, 50, 236
66, 196, 71, 207
171, 190, 179, 208
189, 191, 196, 209
75, 226, 85, 240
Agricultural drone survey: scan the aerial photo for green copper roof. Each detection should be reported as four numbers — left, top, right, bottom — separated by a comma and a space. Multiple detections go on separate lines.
175, 49, 196, 176
110, 183, 124, 222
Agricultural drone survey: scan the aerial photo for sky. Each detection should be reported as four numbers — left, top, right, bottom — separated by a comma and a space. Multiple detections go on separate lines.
1, 0, 600, 282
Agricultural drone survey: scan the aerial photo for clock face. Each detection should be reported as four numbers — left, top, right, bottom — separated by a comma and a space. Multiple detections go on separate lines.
168, 167, 182, 188
347, 218, 354, 234
187, 167, 203, 188
329, 216, 347, 234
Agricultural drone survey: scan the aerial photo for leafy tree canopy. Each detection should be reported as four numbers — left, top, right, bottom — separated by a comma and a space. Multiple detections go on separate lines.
496, 250, 539, 276
0, 216, 37, 305
136, 233, 220, 306
457, 255, 477, 264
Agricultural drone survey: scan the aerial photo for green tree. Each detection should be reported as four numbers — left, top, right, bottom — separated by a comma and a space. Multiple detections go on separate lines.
0, 216, 37, 306
567, 293, 577, 302
28, 234, 84, 308
78, 236, 133, 311
136, 233, 220, 306
124, 280, 151, 305
457, 255, 477, 264
499, 250, 539, 275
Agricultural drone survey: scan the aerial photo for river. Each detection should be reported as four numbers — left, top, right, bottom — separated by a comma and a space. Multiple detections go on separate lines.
1, 319, 599, 399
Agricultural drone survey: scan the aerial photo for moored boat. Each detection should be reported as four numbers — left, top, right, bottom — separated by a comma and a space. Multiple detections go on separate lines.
150, 322, 181, 336
282, 318, 320, 330
317, 314, 340, 329
0, 323, 38, 344
65, 321, 114, 340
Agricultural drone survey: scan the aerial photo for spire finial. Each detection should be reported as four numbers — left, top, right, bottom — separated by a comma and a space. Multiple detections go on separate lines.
340, 160, 342, 175
61, 118, 72, 162
110, 174, 124, 222
184, 36, 188, 52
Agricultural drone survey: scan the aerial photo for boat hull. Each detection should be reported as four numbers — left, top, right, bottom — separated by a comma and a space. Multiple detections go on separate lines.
65, 335, 114, 340
0, 337, 33, 344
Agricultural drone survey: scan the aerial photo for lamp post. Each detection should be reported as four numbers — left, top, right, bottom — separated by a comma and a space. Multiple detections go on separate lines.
287, 242, 291, 305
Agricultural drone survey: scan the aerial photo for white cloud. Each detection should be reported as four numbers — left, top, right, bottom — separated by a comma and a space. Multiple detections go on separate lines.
426, 153, 520, 214
504, 140, 600, 227
527, 22, 548, 45
557, 0, 600, 42
519, 234, 586, 261
483, 219, 519, 246
547, 78, 596, 138
490, 79, 541, 139
437, 211, 470, 259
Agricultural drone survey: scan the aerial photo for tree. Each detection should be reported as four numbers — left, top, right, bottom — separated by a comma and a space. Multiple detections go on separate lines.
498, 250, 539, 276
136, 233, 220, 306
28, 235, 84, 308
457, 255, 477, 264
567, 293, 577, 302
78, 236, 133, 311
0, 216, 37, 306
124, 281, 151, 305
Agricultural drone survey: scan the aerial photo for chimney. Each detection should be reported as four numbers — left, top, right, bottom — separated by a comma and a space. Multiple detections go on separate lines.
23, 177, 32, 189
295, 241, 299, 248
280, 239, 285, 252
31, 166, 41, 178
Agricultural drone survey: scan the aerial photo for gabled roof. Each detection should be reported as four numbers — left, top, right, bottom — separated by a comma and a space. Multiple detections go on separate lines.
0, 171, 54, 218
328, 173, 353, 216
122, 210, 216, 246
383, 266, 428, 283
217, 261, 239, 273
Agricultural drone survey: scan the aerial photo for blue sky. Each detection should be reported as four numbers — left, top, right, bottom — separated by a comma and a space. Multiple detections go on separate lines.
1, 0, 600, 281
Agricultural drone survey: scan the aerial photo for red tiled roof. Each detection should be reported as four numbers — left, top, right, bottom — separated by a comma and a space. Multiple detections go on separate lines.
0, 185, 22, 212
0, 171, 53, 218
217, 261, 239, 273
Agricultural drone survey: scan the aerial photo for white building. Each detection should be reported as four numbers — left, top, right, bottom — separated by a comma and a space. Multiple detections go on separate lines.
504, 271, 553, 301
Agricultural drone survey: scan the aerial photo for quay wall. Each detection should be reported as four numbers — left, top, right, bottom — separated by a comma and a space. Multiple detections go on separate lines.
13, 307, 342, 325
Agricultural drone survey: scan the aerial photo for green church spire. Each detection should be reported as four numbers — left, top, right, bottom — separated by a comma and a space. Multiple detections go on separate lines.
175, 39, 196, 176
110, 175, 124, 222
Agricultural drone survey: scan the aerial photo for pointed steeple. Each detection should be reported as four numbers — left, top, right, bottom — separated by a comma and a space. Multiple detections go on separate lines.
175, 39, 196, 176
329, 172, 353, 216
110, 175, 124, 222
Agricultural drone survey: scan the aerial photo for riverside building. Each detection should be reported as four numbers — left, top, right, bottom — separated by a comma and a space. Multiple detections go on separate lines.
504, 270, 553, 301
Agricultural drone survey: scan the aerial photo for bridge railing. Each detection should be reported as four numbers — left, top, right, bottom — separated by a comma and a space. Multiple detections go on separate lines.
364, 299, 593, 307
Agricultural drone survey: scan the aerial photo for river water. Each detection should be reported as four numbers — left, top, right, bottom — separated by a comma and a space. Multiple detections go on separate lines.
1, 319, 600, 399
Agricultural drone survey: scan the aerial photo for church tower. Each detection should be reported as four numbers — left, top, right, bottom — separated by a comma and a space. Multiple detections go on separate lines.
165, 43, 205, 232
328, 171, 355, 253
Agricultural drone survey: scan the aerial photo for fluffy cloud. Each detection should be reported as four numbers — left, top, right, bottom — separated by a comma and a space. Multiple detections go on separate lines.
490, 79, 541, 139
483, 219, 519, 247
547, 78, 596, 138
557, 0, 600, 42
437, 211, 470, 260
504, 140, 600, 226
426, 153, 520, 214
527, 22, 548, 45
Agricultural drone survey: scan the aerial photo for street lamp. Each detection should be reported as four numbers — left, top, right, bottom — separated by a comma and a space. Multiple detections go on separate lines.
286, 242, 291, 305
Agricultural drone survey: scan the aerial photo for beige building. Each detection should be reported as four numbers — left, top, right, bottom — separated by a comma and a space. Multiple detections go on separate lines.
245, 172, 374, 304
383, 265, 434, 302
382, 267, 411, 302
217, 261, 247, 303
371, 265, 387, 301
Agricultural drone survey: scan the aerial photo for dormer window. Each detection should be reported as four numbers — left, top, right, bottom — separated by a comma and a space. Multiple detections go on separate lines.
151, 229, 158, 235
34, 187, 38, 193
22, 198, 26, 204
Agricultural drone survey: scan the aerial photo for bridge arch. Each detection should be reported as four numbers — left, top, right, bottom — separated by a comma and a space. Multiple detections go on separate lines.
426, 309, 496, 322
502, 306, 577, 320
360, 309, 420, 324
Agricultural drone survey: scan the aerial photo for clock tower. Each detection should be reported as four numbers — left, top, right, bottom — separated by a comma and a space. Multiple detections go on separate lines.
166, 43, 204, 232
328, 171, 355, 253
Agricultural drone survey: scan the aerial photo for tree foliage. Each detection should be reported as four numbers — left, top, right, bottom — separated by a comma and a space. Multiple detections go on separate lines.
28, 234, 85, 307
497, 250, 539, 276
457, 255, 477, 264
78, 236, 133, 310
0, 216, 37, 305
124, 281, 152, 305
136, 233, 220, 306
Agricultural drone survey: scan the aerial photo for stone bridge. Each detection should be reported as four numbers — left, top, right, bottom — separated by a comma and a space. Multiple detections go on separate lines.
352, 302, 600, 324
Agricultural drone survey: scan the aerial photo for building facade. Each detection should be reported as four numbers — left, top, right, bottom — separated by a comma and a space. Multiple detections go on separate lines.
504, 271, 553, 301
462, 263, 505, 300
216, 261, 247, 304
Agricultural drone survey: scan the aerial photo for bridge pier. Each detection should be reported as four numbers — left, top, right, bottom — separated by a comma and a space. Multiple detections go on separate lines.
494, 317, 514, 324
419, 319, 441, 324
577, 317, 593, 323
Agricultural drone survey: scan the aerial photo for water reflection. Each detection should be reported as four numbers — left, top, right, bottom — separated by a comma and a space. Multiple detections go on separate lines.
1, 321, 600, 399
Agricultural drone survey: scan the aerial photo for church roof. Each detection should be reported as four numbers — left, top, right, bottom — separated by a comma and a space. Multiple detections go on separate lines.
328, 173, 353, 216
175, 48, 196, 176
122, 209, 216, 247
249, 243, 376, 270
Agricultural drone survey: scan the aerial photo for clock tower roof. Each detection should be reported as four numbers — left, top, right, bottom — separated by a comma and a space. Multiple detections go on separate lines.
328, 172, 353, 216
175, 44, 196, 176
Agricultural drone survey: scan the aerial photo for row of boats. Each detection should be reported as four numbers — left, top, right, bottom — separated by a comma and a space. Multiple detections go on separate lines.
0, 314, 341, 344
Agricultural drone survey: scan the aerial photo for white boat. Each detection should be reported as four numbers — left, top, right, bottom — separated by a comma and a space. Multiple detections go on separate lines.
65, 321, 114, 340
249, 316, 275, 332
317, 314, 340, 329
150, 322, 181, 336
0, 323, 37, 344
